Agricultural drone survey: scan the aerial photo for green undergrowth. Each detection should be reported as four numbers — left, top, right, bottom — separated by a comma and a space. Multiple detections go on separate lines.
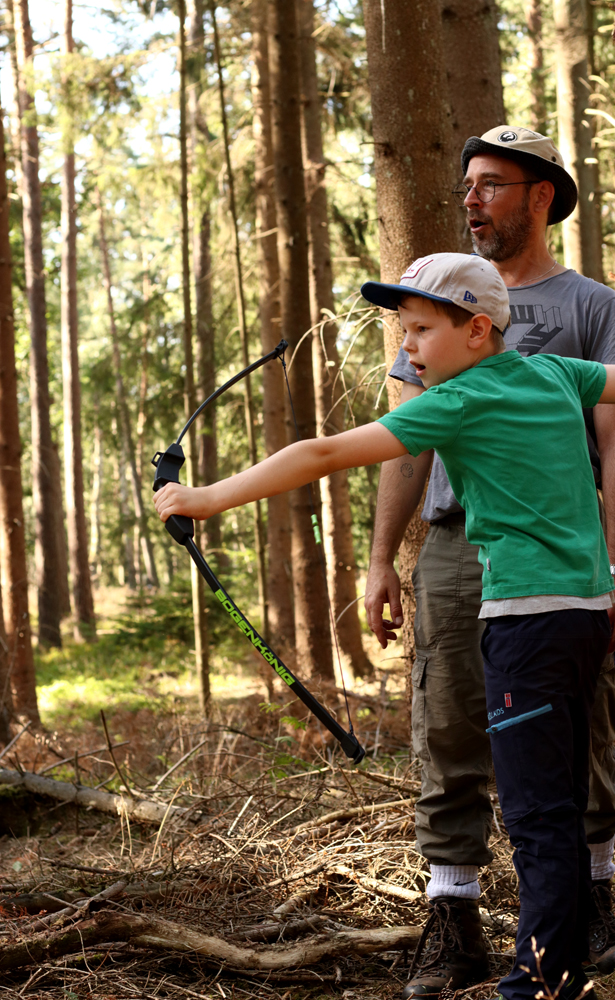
34, 574, 266, 730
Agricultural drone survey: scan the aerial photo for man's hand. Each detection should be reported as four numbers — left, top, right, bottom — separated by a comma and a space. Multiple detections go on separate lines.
365, 559, 404, 648
154, 482, 204, 522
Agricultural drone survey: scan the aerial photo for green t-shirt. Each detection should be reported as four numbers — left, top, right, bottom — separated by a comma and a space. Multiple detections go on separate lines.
379, 351, 611, 600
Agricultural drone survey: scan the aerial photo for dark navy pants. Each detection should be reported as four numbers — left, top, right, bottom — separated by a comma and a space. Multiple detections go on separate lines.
481, 609, 611, 1000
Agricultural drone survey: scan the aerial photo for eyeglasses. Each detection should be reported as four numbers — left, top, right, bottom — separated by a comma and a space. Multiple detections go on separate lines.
451, 179, 538, 207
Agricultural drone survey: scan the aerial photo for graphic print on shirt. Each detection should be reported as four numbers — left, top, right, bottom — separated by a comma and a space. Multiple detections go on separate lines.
508, 303, 563, 356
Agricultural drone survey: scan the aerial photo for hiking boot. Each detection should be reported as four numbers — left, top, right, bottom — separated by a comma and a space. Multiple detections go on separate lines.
588, 879, 615, 975
402, 897, 490, 999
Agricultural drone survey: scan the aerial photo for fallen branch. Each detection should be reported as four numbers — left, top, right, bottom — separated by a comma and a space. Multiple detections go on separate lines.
231, 915, 327, 941
292, 797, 415, 833
330, 864, 422, 902
0, 910, 422, 972
0, 767, 189, 825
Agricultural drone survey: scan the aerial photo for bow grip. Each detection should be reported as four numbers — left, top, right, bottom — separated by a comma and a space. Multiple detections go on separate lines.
151, 443, 195, 545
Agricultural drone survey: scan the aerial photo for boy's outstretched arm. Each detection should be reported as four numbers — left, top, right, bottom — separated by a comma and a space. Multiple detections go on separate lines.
154, 422, 407, 523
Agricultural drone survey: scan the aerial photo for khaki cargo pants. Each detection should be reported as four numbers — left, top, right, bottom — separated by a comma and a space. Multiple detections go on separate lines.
411, 514, 615, 867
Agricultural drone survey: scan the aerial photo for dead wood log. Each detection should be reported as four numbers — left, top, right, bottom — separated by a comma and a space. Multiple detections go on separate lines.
291, 797, 415, 833
0, 909, 422, 972
0, 767, 189, 824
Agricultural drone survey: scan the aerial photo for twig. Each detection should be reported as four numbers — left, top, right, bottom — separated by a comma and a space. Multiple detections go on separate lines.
38, 741, 130, 775
151, 738, 208, 792
0, 721, 31, 763
100, 710, 133, 798
291, 797, 416, 833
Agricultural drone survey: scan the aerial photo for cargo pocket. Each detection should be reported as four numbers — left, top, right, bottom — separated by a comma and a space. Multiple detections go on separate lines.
411, 653, 430, 762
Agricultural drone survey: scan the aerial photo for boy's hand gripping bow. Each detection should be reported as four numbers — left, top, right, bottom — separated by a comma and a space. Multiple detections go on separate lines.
152, 339, 365, 765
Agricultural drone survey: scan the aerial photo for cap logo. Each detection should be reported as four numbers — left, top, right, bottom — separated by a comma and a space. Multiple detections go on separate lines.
403, 258, 433, 280
463, 290, 478, 304
498, 130, 517, 143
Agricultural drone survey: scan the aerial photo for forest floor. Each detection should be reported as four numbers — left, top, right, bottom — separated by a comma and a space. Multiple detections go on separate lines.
0, 585, 614, 1000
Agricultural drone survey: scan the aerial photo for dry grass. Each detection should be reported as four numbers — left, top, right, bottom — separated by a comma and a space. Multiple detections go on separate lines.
0, 635, 613, 1000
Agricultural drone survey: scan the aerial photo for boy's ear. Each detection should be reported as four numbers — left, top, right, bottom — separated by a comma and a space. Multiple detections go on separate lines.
467, 313, 493, 349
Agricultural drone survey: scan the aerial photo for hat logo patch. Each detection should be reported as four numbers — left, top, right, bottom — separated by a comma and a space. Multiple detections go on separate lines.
463, 290, 478, 304
403, 258, 434, 280
498, 130, 517, 143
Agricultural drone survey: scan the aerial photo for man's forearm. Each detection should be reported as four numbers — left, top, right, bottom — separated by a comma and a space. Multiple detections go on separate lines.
370, 449, 433, 563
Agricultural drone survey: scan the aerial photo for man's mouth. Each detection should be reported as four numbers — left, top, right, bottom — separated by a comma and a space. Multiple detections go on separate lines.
468, 214, 490, 234
412, 362, 426, 374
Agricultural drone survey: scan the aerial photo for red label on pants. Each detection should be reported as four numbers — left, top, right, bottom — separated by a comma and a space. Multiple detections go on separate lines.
505, 692, 512, 708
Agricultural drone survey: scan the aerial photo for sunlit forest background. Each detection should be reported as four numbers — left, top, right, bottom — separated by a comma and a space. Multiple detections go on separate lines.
0, 1, 613, 997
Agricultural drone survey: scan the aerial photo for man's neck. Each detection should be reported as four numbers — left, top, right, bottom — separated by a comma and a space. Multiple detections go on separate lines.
482, 242, 567, 289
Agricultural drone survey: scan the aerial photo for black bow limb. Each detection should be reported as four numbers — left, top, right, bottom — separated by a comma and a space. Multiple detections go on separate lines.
151, 343, 366, 765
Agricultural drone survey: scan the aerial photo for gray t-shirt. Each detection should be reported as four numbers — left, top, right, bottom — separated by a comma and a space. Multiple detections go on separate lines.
388, 268, 615, 522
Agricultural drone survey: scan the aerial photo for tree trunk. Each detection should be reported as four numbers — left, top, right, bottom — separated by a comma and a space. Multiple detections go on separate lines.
13, 0, 62, 648
267, 0, 335, 682
89, 416, 103, 580
117, 437, 137, 591
179, 0, 210, 714
211, 1, 269, 638
363, 0, 459, 665
0, 89, 32, 725
526, 0, 547, 134
61, 0, 96, 642
251, 0, 295, 660
187, 0, 223, 561
553, 0, 603, 280
441, 0, 505, 251
50, 440, 71, 619
97, 195, 159, 590
296, 0, 373, 681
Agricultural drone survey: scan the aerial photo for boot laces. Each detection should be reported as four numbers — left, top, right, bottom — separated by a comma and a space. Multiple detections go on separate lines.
591, 884, 615, 950
408, 900, 465, 979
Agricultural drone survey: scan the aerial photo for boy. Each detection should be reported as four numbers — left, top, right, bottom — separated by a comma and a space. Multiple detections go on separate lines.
154, 253, 613, 1000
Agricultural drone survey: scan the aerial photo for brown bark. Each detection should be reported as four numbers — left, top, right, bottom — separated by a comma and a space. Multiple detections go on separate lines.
251, 0, 295, 659
211, 1, 268, 637
441, 0, 505, 251
267, 0, 335, 681
296, 0, 373, 681
61, 0, 96, 641
179, 0, 210, 713
97, 196, 159, 590
0, 96, 29, 724
187, 0, 223, 560
363, 0, 459, 663
553, 0, 603, 280
525, 0, 547, 134
13, 0, 62, 647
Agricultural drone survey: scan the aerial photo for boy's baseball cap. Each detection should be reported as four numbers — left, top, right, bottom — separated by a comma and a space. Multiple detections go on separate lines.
361, 252, 511, 333
461, 126, 577, 224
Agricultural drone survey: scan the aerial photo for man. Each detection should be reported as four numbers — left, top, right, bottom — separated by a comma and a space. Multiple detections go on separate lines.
364, 126, 615, 998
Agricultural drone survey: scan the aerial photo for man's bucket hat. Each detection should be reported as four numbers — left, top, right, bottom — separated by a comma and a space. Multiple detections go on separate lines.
361, 252, 511, 333
461, 126, 578, 225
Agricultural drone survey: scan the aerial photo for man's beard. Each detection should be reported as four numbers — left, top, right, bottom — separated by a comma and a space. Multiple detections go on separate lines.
469, 198, 532, 261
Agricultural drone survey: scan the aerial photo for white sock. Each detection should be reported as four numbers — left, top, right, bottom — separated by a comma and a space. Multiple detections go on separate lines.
426, 864, 480, 901
590, 837, 615, 882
